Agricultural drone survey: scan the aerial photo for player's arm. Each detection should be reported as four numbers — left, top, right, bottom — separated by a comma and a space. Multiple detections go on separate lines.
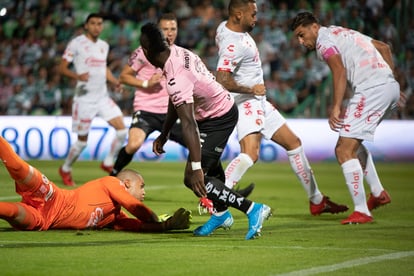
153, 100, 179, 155
106, 67, 120, 87
216, 70, 266, 96
175, 102, 201, 163
371, 39, 395, 74
324, 53, 347, 131
58, 58, 86, 81
175, 102, 206, 198
119, 64, 162, 89
113, 208, 191, 232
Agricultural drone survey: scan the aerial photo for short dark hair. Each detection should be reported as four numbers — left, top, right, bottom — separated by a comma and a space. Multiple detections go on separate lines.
140, 22, 169, 53
158, 13, 177, 23
290, 12, 319, 31
85, 13, 104, 23
228, 0, 256, 15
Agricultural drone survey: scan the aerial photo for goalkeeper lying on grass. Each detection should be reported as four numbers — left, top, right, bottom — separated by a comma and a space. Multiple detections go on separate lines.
0, 136, 191, 232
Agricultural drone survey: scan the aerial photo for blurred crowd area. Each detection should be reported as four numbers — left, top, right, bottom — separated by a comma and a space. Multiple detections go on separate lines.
0, 0, 413, 119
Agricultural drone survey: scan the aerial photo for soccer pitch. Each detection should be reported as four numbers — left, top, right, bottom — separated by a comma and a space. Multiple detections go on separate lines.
0, 160, 413, 275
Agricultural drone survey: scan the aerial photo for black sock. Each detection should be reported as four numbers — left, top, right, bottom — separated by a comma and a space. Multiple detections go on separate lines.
110, 147, 134, 176
206, 163, 225, 182
205, 176, 252, 213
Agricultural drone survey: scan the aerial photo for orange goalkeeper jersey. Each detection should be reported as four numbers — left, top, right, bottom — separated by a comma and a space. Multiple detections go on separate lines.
20, 175, 157, 230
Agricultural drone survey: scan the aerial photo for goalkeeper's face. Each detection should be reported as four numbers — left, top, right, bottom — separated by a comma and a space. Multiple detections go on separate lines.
126, 175, 146, 201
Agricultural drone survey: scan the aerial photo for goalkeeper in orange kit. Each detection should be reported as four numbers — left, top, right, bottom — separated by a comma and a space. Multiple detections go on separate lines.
0, 136, 190, 232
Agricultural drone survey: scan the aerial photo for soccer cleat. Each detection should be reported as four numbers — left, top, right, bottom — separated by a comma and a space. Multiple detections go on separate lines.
310, 196, 349, 215
100, 162, 113, 174
235, 182, 255, 198
193, 210, 234, 236
245, 203, 272, 240
58, 166, 75, 187
367, 190, 391, 211
341, 211, 373, 224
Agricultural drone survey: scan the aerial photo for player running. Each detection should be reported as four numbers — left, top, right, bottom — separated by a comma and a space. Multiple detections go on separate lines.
58, 13, 128, 186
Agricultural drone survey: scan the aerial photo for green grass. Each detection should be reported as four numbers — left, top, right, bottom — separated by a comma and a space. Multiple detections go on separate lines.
0, 161, 413, 276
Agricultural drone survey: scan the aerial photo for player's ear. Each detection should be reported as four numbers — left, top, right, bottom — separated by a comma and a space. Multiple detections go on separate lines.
123, 179, 131, 189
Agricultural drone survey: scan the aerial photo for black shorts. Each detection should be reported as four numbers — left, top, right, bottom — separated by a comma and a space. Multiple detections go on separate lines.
197, 104, 238, 169
129, 110, 185, 146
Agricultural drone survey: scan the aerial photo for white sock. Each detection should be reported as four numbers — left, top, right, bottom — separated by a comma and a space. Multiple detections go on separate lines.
287, 146, 323, 204
103, 129, 128, 166
224, 153, 254, 189
341, 159, 371, 216
357, 144, 384, 197
62, 140, 87, 171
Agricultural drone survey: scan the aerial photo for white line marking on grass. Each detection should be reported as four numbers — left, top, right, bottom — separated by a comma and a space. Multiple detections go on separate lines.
0, 196, 20, 201
275, 251, 414, 276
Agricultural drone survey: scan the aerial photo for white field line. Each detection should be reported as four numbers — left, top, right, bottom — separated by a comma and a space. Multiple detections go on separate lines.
275, 251, 414, 276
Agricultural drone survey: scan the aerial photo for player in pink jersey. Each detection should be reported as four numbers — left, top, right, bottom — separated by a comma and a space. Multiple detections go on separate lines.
110, 14, 186, 176
58, 13, 128, 186
0, 136, 190, 232
215, 0, 348, 217
291, 12, 399, 224
139, 22, 271, 239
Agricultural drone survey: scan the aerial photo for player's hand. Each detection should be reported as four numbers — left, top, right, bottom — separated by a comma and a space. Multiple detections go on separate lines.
152, 134, 168, 155
329, 106, 343, 132
252, 84, 266, 96
164, 208, 192, 230
77, 72, 89, 82
186, 169, 207, 197
147, 73, 163, 91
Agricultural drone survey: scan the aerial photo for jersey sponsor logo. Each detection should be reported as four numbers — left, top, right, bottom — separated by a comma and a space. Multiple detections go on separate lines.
243, 101, 253, 116
183, 50, 190, 70
86, 207, 104, 228
168, 78, 176, 86
354, 96, 366, 118
85, 57, 106, 67
351, 171, 361, 196
292, 154, 310, 185
366, 110, 383, 124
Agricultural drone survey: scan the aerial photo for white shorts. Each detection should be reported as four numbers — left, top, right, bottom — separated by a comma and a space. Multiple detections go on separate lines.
340, 81, 400, 141
72, 96, 123, 135
236, 97, 286, 141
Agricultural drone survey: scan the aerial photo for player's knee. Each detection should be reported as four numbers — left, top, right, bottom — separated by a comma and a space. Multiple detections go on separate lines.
335, 143, 352, 163
127, 138, 145, 152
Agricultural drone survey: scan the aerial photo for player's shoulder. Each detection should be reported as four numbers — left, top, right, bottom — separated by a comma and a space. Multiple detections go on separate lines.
97, 38, 109, 48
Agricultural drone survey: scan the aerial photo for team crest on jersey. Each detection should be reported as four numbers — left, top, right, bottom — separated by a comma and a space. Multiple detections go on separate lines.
168, 78, 176, 86
227, 44, 235, 52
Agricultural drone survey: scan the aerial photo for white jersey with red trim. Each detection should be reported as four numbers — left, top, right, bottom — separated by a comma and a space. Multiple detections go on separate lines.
62, 34, 109, 102
215, 21, 264, 104
316, 26, 394, 91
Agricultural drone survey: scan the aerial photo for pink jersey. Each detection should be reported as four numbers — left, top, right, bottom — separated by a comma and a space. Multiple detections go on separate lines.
128, 47, 169, 113
163, 45, 234, 120
316, 26, 394, 91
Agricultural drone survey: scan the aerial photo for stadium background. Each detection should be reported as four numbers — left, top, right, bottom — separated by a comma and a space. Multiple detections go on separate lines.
0, 0, 413, 162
